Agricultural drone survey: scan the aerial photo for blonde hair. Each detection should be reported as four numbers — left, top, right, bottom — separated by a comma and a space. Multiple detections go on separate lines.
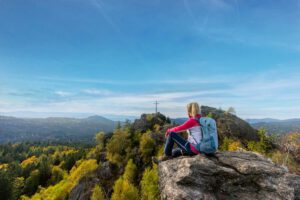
187, 102, 200, 117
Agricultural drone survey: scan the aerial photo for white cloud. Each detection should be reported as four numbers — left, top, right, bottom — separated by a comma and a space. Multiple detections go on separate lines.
82, 88, 113, 96
3, 69, 300, 119
37, 75, 233, 86
54, 91, 73, 97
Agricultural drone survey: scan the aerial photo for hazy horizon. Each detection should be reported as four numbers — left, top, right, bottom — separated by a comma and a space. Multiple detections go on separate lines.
1, 0, 300, 119
1, 110, 300, 121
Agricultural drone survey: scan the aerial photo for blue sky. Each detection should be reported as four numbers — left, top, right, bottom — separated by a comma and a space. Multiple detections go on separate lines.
1, 0, 300, 119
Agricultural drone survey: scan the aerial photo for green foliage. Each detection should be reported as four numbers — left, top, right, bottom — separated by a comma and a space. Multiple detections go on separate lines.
27, 159, 98, 200
140, 165, 160, 200
12, 177, 25, 200
139, 132, 156, 164
220, 137, 243, 151
0, 170, 13, 200
123, 159, 137, 184
0, 112, 177, 199
23, 169, 40, 196
220, 137, 234, 151
90, 184, 105, 200
111, 159, 139, 200
247, 129, 270, 154
37, 155, 52, 186
156, 145, 164, 157
61, 149, 85, 171
146, 115, 154, 122
116, 121, 122, 130
47, 166, 66, 185
0, 142, 91, 200
111, 178, 139, 200
221, 129, 272, 153
206, 112, 213, 118
95, 132, 105, 151
106, 129, 132, 167
269, 150, 299, 173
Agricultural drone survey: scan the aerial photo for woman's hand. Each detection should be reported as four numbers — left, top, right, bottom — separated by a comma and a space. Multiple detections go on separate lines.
165, 129, 171, 138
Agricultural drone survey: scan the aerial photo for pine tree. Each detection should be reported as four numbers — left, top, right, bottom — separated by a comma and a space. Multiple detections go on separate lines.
90, 184, 105, 200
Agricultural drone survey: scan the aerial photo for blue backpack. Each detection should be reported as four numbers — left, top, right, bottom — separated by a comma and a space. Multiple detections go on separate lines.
195, 117, 218, 154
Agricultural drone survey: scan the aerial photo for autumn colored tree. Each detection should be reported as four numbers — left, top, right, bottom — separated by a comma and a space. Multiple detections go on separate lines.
95, 132, 105, 151
90, 184, 105, 200
139, 132, 156, 164
111, 159, 139, 200
106, 129, 132, 167
140, 165, 160, 200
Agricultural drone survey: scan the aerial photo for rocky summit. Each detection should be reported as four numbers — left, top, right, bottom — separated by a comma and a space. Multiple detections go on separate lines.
158, 151, 300, 200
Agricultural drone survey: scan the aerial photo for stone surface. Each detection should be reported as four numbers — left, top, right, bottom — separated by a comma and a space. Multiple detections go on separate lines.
68, 176, 98, 200
158, 151, 300, 200
69, 161, 115, 200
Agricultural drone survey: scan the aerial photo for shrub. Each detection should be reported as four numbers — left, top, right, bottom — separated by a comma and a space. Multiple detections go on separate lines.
111, 178, 139, 200
26, 159, 98, 200
90, 184, 105, 200
140, 165, 160, 200
139, 132, 156, 164
247, 129, 270, 154
123, 159, 137, 184
269, 150, 299, 173
220, 137, 233, 151
106, 129, 132, 167
0, 170, 13, 200
228, 140, 242, 151
95, 132, 105, 151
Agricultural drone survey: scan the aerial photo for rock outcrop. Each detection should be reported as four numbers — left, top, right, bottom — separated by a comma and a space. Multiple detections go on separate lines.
158, 151, 300, 200
69, 161, 116, 200
132, 112, 169, 132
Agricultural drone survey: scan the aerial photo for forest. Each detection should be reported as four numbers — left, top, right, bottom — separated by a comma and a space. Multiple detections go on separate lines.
0, 111, 299, 200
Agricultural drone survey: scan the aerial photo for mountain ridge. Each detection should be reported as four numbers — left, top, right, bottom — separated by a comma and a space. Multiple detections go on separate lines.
0, 115, 117, 143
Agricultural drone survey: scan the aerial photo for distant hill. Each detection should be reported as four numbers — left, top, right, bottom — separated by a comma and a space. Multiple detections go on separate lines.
246, 118, 281, 124
0, 115, 117, 143
171, 117, 188, 125
246, 118, 300, 135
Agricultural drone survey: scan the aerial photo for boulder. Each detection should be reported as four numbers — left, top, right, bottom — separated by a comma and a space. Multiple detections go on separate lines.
158, 151, 300, 200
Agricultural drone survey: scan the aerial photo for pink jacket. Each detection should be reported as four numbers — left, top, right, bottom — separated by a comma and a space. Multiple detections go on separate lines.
167, 114, 202, 154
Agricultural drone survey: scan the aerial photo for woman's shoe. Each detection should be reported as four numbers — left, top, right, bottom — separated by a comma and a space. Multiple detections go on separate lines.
152, 155, 172, 164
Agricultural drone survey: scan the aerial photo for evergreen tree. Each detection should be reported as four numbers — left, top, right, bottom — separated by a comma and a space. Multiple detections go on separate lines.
90, 184, 105, 200
123, 159, 137, 184
95, 132, 105, 151
111, 178, 139, 200
111, 159, 139, 200
139, 132, 156, 164
106, 129, 132, 167
140, 166, 160, 200
0, 170, 13, 200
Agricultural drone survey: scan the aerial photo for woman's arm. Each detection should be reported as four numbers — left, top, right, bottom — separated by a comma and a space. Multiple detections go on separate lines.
166, 118, 198, 137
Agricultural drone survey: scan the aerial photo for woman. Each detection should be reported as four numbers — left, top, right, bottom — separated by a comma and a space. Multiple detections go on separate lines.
153, 102, 202, 164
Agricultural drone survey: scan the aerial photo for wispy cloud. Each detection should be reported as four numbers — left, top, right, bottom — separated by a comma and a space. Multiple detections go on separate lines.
37, 75, 233, 85
54, 91, 73, 97
2, 69, 300, 119
82, 88, 113, 96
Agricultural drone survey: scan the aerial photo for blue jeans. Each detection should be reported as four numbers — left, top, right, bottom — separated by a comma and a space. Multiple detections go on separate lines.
164, 132, 196, 157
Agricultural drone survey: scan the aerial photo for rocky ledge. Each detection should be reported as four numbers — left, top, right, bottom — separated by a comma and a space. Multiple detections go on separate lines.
158, 151, 300, 200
